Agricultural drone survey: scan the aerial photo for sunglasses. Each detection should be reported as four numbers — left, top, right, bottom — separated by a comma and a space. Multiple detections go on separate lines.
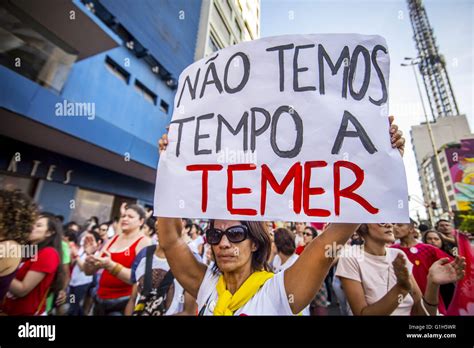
303, 232, 313, 236
206, 224, 249, 245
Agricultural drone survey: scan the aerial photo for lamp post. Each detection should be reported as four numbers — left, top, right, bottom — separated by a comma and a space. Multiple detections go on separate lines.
401, 57, 452, 218
409, 194, 434, 226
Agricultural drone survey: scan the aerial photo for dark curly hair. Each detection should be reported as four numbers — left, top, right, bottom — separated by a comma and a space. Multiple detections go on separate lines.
0, 189, 37, 244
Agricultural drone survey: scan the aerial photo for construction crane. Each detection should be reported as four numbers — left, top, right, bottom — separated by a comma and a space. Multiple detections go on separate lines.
407, 0, 460, 121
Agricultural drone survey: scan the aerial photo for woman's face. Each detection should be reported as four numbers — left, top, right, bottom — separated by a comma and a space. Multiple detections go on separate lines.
425, 232, 442, 249
393, 223, 411, 240
99, 225, 108, 239
366, 223, 395, 244
181, 219, 188, 230
121, 209, 143, 232
190, 225, 198, 237
211, 220, 255, 273
29, 217, 52, 244
295, 222, 306, 234
303, 228, 314, 245
140, 224, 149, 236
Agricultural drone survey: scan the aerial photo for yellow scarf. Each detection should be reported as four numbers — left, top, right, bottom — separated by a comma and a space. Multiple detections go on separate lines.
213, 270, 274, 316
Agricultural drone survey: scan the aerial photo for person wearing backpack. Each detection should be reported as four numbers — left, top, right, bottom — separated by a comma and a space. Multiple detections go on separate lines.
125, 240, 197, 316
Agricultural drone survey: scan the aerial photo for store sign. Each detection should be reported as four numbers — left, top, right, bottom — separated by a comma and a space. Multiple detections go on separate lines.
7, 153, 73, 184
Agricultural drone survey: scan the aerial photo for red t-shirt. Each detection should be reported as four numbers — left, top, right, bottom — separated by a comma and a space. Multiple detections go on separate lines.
295, 245, 305, 255
2, 247, 60, 315
391, 242, 453, 314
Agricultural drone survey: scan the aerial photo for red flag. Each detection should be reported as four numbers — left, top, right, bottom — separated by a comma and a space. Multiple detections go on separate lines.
446, 231, 474, 315
310, 222, 326, 230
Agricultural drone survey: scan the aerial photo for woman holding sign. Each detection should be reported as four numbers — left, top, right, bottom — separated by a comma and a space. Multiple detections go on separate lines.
156, 117, 408, 315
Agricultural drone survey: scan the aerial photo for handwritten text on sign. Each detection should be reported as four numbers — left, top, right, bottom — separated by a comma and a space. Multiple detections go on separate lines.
154, 34, 409, 222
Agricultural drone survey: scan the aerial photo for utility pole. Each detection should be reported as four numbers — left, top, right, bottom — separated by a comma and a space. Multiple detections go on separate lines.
407, 0, 460, 120
402, 58, 452, 215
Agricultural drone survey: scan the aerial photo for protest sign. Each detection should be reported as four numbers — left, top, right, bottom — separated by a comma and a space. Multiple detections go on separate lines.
154, 34, 409, 222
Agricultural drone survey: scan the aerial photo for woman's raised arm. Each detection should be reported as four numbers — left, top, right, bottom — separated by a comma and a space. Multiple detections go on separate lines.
157, 217, 207, 299
156, 133, 207, 299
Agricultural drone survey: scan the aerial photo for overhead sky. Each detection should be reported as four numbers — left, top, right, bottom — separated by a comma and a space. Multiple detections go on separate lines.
260, 0, 474, 219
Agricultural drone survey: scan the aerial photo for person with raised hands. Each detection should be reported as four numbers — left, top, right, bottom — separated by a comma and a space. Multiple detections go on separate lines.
335, 223, 465, 315
83, 204, 151, 315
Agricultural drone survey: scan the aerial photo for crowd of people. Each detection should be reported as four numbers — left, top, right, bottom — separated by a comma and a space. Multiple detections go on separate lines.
0, 189, 469, 316
0, 121, 470, 316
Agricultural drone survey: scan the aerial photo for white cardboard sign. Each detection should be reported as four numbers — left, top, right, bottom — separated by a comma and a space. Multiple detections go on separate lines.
154, 34, 409, 223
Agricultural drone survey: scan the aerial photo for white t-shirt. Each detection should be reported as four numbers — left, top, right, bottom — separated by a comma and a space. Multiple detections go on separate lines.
196, 266, 294, 315
272, 253, 310, 316
272, 253, 299, 273
295, 234, 304, 248
335, 246, 415, 316
134, 253, 184, 315
70, 248, 93, 287
201, 243, 213, 266
188, 236, 204, 255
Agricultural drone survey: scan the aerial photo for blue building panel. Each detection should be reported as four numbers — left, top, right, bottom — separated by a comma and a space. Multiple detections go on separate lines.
100, 0, 202, 77
0, 65, 139, 164
0, 0, 201, 210
36, 180, 78, 221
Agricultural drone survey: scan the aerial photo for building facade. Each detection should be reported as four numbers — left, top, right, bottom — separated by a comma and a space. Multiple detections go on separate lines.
411, 115, 473, 221
0, 0, 260, 225
195, 0, 260, 59
0, 0, 202, 224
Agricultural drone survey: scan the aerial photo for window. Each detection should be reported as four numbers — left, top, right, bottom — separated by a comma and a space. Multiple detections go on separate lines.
440, 156, 445, 164
212, 3, 231, 42
220, 0, 232, 18
70, 188, 114, 225
0, 6, 77, 92
0, 174, 35, 197
105, 56, 130, 84
134, 79, 157, 105
234, 18, 242, 40
444, 175, 450, 182
442, 165, 448, 173
160, 99, 169, 114
207, 32, 220, 53
449, 195, 455, 201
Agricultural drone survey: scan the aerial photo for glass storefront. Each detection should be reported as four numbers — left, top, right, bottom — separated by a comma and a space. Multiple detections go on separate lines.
70, 188, 114, 225
0, 173, 36, 196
